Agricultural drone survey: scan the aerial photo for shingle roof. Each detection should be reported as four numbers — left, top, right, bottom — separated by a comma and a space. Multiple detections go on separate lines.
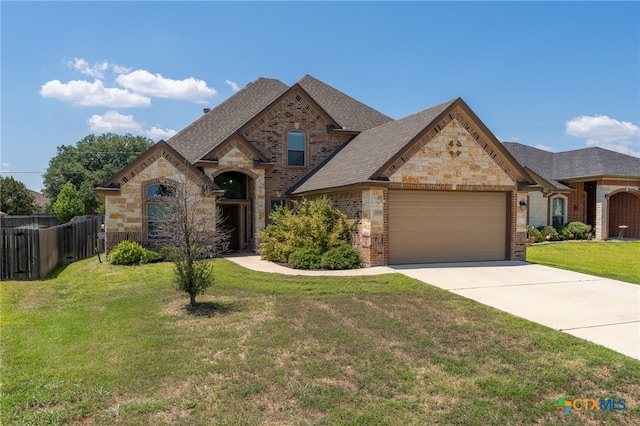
503, 142, 640, 182
166, 75, 393, 164
167, 78, 289, 163
296, 75, 393, 131
291, 99, 457, 194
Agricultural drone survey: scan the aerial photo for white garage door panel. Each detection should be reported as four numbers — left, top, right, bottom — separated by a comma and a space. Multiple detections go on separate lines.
389, 191, 507, 264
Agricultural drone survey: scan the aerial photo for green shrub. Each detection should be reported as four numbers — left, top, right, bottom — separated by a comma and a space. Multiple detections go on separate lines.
527, 225, 544, 243
321, 245, 362, 270
258, 197, 353, 263
109, 240, 156, 265
563, 222, 592, 240
288, 247, 324, 269
144, 250, 162, 263
539, 226, 560, 241
158, 246, 181, 262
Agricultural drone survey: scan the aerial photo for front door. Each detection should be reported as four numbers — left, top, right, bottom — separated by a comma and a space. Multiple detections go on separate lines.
220, 204, 239, 251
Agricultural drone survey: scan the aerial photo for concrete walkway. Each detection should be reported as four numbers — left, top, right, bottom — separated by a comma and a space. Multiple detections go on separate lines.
223, 254, 640, 360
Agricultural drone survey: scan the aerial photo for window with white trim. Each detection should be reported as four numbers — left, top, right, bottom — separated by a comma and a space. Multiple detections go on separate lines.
551, 196, 566, 226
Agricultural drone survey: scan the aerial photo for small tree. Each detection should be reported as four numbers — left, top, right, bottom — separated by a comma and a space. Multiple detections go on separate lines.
151, 177, 229, 306
53, 181, 85, 223
0, 176, 35, 215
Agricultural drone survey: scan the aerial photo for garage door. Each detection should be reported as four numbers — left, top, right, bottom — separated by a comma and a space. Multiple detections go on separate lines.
389, 190, 507, 264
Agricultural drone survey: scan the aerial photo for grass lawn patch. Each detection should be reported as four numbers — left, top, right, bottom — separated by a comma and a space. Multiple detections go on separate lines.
526, 241, 640, 284
2, 257, 639, 425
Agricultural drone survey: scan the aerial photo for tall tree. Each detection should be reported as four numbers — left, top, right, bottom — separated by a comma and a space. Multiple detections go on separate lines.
0, 176, 36, 215
53, 181, 85, 223
43, 133, 154, 214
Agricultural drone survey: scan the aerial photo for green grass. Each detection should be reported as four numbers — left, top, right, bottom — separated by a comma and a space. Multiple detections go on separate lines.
2, 257, 639, 425
526, 241, 640, 284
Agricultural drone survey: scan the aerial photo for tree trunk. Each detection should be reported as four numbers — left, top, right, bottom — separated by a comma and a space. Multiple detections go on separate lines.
190, 293, 197, 306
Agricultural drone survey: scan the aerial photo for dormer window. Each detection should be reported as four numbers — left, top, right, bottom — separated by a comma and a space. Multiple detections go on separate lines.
287, 130, 306, 166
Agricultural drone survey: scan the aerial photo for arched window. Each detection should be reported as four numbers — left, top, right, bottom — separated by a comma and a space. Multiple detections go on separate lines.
146, 183, 176, 240
287, 130, 306, 166
551, 196, 566, 226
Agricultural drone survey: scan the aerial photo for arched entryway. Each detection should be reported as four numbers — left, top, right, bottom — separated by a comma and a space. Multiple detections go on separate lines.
608, 190, 640, 239
214, 170, 254, 250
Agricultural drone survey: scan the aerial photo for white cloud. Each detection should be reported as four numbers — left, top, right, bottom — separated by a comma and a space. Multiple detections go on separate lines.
88, 110, 143, 132
225, 80, 240, 92
116, 70, 216, 103
41, 79, 151, 107
146, 127, 177, 141
111, 64, 131, 74
65, 58, 109, 79
566, 115, 640, 157
2, 163, 10, 168
88, 111, 176, 141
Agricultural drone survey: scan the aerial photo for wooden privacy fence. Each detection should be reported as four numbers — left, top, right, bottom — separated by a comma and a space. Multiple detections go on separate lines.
1, 215, 103, 280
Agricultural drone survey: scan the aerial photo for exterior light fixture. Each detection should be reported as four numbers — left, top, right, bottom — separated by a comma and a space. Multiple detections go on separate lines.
519, 200, 527, 211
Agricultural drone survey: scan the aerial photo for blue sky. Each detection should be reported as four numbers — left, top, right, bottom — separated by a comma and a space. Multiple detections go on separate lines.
2, 1, 639, 192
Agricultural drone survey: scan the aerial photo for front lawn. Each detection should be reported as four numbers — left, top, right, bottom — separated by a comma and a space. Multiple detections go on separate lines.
2, 257, 639, 425
526, 241, 640, 284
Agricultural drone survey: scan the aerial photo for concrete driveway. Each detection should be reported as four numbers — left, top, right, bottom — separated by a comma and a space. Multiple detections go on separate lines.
390, 261, 640, 361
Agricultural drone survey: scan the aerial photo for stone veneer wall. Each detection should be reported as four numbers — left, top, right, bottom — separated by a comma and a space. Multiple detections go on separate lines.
201, 142, 267, 247
527, 191, 547, 227
104, 155, 216, 251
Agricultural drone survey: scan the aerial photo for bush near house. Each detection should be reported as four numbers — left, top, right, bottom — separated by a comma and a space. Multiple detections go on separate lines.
562, 221, 592, 240
258, 197, 357, 269
320, 245, 362, 270
528, 222, 592, 243
109, 240, 160, 265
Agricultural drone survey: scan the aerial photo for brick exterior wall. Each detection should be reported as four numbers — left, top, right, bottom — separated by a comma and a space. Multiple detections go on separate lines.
608, 190, 640, 239
242, 90, 352, 220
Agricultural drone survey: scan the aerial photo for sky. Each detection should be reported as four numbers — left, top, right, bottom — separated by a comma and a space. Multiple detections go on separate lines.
1, 1, 639, 192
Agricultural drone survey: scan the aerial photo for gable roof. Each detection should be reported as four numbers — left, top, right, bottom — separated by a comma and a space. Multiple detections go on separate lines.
291, 98, 534, 195
291, 99, 457, 194
96, 140, 220, 196
166, 75, 393, 165
503, 142, 640, 182
296, 75, 393, 131
167, 78, 289, 164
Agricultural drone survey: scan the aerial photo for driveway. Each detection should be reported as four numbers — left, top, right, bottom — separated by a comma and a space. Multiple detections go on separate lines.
390, 261, 640, 360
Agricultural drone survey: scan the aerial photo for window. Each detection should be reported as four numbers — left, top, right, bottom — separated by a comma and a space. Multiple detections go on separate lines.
551, 197, 565, 225
214, 172, 247, 199
146, 183, 176, 240
287, 130, 306, 166
147, 202, 176, 240
146, 183, 175, 197
270, 198, 287, 212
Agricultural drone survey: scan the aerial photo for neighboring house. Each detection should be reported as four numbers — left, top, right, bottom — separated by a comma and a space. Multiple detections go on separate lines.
504, 143, 640, 240
28, 190, 50, 211
97, 75, 536, 265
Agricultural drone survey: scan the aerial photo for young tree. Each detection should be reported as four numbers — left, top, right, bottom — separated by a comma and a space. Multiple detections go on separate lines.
53, 181, 85, 223
151, 177, 230, 306
0, 176, 35, 215
43, 133, 154, 214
